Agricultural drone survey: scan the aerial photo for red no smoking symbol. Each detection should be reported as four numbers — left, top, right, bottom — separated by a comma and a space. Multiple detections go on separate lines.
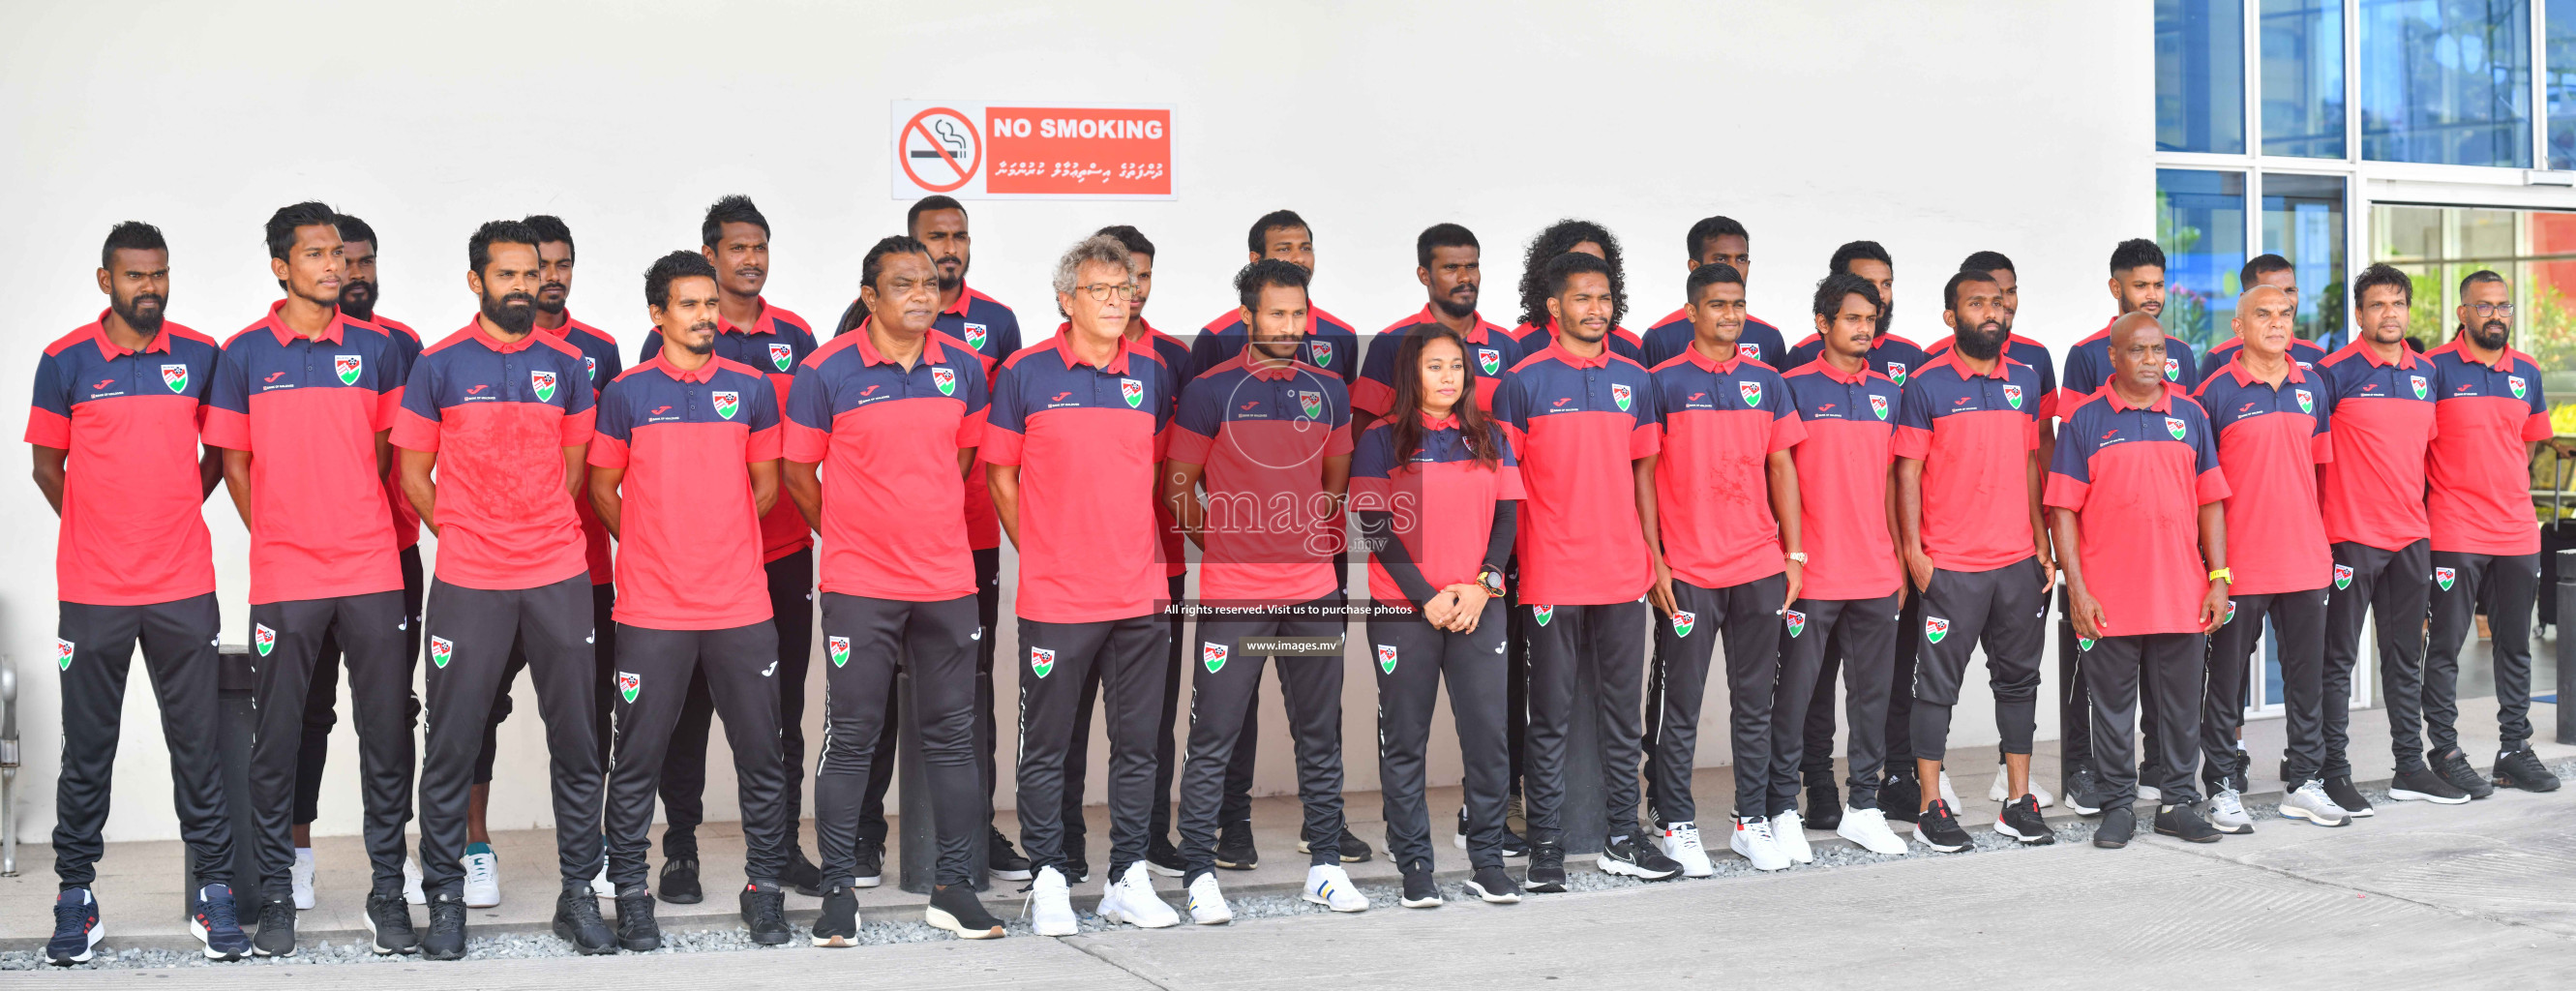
901, 106, 980, 193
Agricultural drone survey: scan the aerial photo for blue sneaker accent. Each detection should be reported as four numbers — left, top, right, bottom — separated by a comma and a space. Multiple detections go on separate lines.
48, 888, 104, 965
193, 884, 251, 960
466, 841, 494, 856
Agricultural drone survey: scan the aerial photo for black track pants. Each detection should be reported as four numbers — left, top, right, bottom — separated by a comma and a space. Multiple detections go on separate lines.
1370, 601, 1510, 872
660, 548, 812, 859
1779, 593, 1901, 811
1178, 605, 1346, 877
2204, 587, 2328, 791
418, 575, 600, 894
292, 546, 421, 826
2322, 539, 2430, 776
812, 593, 982, 886
2426, 551, 2539, 755
2082, 632, 2205, 812
249, 591, 410, 902
1522, 599, 1648, 845
1909, 558, 2046, 763
1012, 615, 1163, 876
52, 594, 230, 889
476, 582, 616, 785
607, 621, 789, 890
1643, 576, 1786, 825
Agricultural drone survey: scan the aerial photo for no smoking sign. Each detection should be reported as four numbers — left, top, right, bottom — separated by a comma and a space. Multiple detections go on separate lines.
900, 106, 980, 193
888, 100, 1175, 200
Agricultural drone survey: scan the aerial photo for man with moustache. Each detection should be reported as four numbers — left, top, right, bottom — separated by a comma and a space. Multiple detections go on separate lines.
1192, 210, 1361, 385
1639, 216, 1788, 369
2199, 255, 2328, 379
1782, 243, 1929, 388
1356, 224, 1523, 432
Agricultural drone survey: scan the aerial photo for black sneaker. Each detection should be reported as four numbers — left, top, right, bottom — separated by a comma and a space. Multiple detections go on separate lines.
926, 883, 1007, 939
1912, 800, 1970, 853
2228, 754, 2250, 795
2093, 807, 2136, 849
2494, 744, 2561, 793
554, 885, 615, 955
2060, 765, 2106, 816
2433, 748, 2497, 799
2153, 803, 2220, 843
2323, 774, 2376, 818
192, 884, 251, 961
363, 891, 417, 954
1398, 862, 1442, 908
2389, 766, 2471, 804
811, 885, 858, 947
48, 887, 103, 965
1597, 834, 1680, 881
1144, 838, 1187, 877
1523, 840, 1568, 892
740, 882, 792, 946
786, 849, 827, 897
1804, 781, 1843, 831
1994, 795, 2055, 845
1881, 773, 1923, 824
657, 856, 704, 904
851, 841, 884, 889
421, 891, 466, 960
1298, 825, 1373, 863
987, 827, 1033, 882
614, 889, 661, 951
1465, 865, 1521, 904
1213, 819, 1259, 871
252, 896, 296, 958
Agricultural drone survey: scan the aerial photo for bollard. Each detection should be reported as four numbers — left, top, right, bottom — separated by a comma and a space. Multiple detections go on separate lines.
2559, 550, 2575, 745
184, 646, 262, 920
896, 669, 991, 893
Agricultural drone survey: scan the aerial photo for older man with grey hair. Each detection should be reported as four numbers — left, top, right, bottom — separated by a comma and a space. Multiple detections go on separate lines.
982, 234, 1184, 933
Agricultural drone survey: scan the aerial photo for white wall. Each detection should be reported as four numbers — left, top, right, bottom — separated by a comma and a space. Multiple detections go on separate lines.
0, 0, 2152, 843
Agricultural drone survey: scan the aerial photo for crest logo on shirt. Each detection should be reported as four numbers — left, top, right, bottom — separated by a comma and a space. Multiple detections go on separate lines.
964, 323, 988, 350
1030, 646, 1057, 678
1784, 610, 1807, 639
1300, 391, 1325, 419
1532, 605, 1554, 626
56, 639, 74, 671
161, 364, 190, 394
2078, 637, 2096, 651
933, 367, 957, 397
2435, 566, 2457, 591
1613, 383, 1634, 412
1886, 362, 1907, 386
584, 356, 599, 380
1377, 644, 1398, 675
2003, 384, 2023, 409
1309, 341, 1334, 368
1870, 394, 1890, 420
1739, 343, 1762, 361
334, 354, 363, 385
1121, 378, 1144, 408
1738, 382, 1762, 408
2223, 600, 2237, 625
254, 623, 277, 657
617, 671, 641, 703
712, 391, 740, 420
530, 370, 558, 403
2163, 357, 2180, 381
2410, 375, 2428, 400
2511, 375, 2528, 399
2165, 416, 2186, 440
1479, 348, 1501, 375
2294, 389, 2313, 414
430, 636, 454, 669
1203, 642, 1229, 674
1925, 616, 1951, 644
2333, 564, 2353, 589
1670, 610, 1696, 638
769, 342, 794, 372
828, 636, 852, 668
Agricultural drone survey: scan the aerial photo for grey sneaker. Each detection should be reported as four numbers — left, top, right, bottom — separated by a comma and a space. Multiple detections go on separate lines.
2202, 788, 2256, 835
2279, 780, 2351, 826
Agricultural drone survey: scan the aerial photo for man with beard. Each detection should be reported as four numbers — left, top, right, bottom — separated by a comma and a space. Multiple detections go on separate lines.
1192, 210, 1361, 385
1890, 269, 2053, 853
1639, 217, 1787, 369
639, 195, 824, 899
207, 201, 415, 957
2199, 255, 2328, 379
395, 221, 610, 957
1783, 242, 1930, 389
1356, 224, 1522, 433
35, 222, 250, 965
2421, 271, 2561, 796
1511, 220, 1645, 363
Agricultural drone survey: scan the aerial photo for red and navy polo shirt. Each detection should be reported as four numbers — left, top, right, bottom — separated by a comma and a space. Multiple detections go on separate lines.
1638, 308, 1788, 371
1347, 413, 1526, 606
1784, 330, 1932, 392
2045, 388, 2229, 636
2192, 360, 2335, 595
1193, 303, 1360, 386
2199, 336, 2327, 381
984, 332, 1177, 623
542, 313, 625, 585
204, 302, 410, 605
1646, 346, 1805, 590
2424, 340, 2553, 556
2315, 342, 2439, 552
1511, 320, 1646, 366
1782, 358, 1905, 601
2055, 315, 2202, 414
391, 322, 598, 591
1890, 350, 2044, 573
589, 355, 781, 630
933, 285, 1022, 554
1169, 354, 1354, 606
371, 315, 426, 552
783, 325, 988, 602
28, 314, 223, 606
1923, 333, 2060, 419
1492, 343, 1662, 605
1131, 317, 1199, 578
637, 299, 815, 563
1356, 306, 1523, 416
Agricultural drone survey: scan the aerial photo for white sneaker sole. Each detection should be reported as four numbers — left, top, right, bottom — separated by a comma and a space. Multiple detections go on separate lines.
926, 906, 1007, 939
1729, 847, 1789, 871
811, 931, 855, 947
1144, 860, 1186, 878
1463, 880, 1519, 904
2279, 805, 2350, 827
851, 873, 884, 889
1597, 856, 1678, 881
1302, 890, 1368, 913
989, 866, 1034, 882
1033, 918, 1078, 937
1992, 819, 2051, 844
1837, 828, 1909, 856
191, 918, 242, 961
1399, 890, 1444, 909
55, 920, 105, 964
2388, 788, 2470, 805
1911, 831, 1968, 854
463, 889, 501, 909
1099, 906, 1179, 929
2207, 819, 2256, 835
358, 908, 404, 955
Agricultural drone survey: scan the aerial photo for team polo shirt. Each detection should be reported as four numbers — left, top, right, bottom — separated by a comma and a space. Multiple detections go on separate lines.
2424, 340, 2553, 556
941, 286, 1022, 552
984, 333, 1177, 623
28, 314, 222, 606
2056, 316, 2202, 414
1128, 318, 1197, 578
2191, 361, 2335, 595
1923, 333, 2060, 419
1512, 320, 1646, 365
1646, 346, 1804, 589
1785, 331, 1932, 391
1639, 309, 1787, 371
2199, 336, 2327, 381
1890, 351, 2044, 572
204, 302, 409, 605
542, 314, 625, 584
1492, 344, 1662, 605
2045, 389, 2229, 636
638, 299, 815, 562
1782, 358, 1905, 601
1348, 413, 1526, 605
2315, 342, 2440, 552
371, 315, 426, 551
784, 325, 989, 601
1355, 306, 1523, 416
391, 322, 597, 590
1193, 304, 1360, 386
589, 355, 780, 630
1168, 355, 1354, 605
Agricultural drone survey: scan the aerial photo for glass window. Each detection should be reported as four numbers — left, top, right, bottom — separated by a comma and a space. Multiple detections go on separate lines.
2262, 0, 2347, 157
2157, 169, 2251, 353
2359, 0, 2532, 166
2550, 1, 2576, 167
2160, 0, 2248, 153
2261, 173, 2348, 346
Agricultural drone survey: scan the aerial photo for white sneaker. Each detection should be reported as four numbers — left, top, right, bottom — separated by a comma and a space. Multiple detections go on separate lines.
2138, 784, 2163, 802
1937, 771, 1961, 809
1987, 765, 2054, 808
1096, 862, 1178, 929
1728, 815, 1789, 871
1769, 809, 1814, 864
588, 862, 614, 898
403, 856, 426, 906
2279, 780, 2351, 827
1303, 864, 1368, 913
291, 848, 317, 910
1185, 872, 1232, 924
461, 850, 502, 908
1834, 806, 1909, 855
1658, 822, 1714, 878
1028, 866, 1078, 937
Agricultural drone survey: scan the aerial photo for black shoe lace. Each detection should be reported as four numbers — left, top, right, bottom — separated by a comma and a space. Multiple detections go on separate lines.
429, 902, 465, 940
749, 891, 787, 932
54, 898, 86, 940
258, 899, 293, 934
564, 891, 609, 930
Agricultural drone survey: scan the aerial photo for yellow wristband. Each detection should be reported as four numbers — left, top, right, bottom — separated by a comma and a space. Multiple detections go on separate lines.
2208, 568, 2232, 583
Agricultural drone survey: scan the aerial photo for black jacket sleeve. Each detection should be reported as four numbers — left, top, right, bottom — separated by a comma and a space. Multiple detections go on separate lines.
1356, 509, 1441, 611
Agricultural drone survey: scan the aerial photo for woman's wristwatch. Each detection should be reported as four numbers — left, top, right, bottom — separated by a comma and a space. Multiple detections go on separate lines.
1477, 564, 1507, 596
